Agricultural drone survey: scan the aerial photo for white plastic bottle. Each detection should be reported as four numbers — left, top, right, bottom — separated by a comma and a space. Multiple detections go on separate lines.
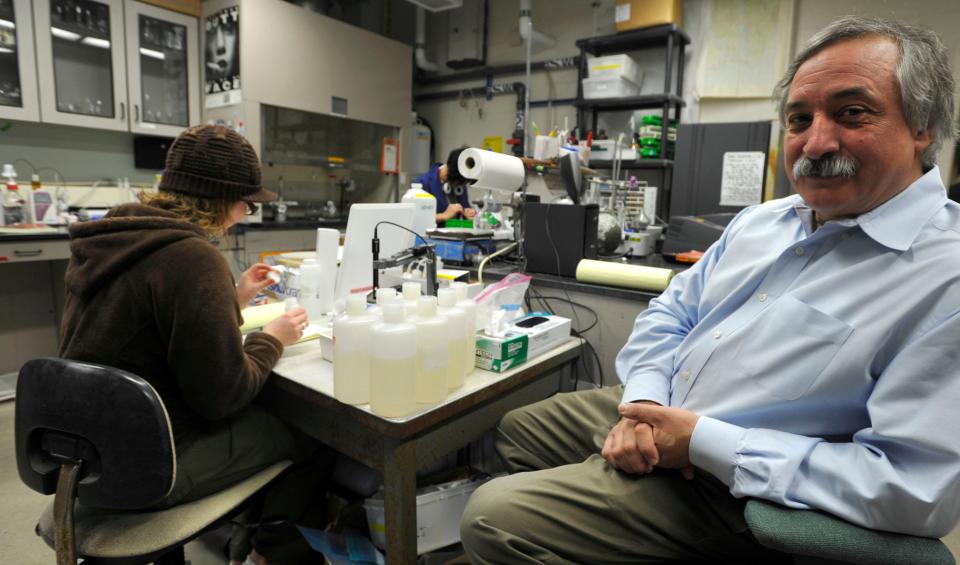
402, 281, 421, 319
401, 182, 436, 244
451, 281, 478, 378
413, 296, 449, 404
333, 294, 376, 405
370, 303, 417, 417
298, 258, 324, 321
437, 287, 468, 390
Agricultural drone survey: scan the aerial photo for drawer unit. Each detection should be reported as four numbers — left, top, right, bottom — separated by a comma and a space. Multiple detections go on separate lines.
0, 240, 70, 263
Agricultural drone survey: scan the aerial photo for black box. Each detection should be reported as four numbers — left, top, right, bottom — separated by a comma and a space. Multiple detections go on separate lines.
523, 203, 599, 277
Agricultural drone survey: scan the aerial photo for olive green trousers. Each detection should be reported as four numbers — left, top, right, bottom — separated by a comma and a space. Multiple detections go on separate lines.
460, 386, 781, 564
154, 404, 332, 564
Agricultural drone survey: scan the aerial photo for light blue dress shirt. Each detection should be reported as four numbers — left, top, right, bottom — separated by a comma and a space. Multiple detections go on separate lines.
616, 167, 960, 537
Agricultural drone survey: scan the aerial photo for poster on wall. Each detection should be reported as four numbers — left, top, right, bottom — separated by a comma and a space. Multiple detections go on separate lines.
204, 6, 241, 109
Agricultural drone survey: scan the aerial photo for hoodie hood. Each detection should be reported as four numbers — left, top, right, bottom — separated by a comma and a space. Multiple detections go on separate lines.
65, 203, 208, 299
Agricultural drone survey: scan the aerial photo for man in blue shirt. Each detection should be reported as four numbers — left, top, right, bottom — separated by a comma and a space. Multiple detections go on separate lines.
416, 147, 477, 226
461, 16, 960, 563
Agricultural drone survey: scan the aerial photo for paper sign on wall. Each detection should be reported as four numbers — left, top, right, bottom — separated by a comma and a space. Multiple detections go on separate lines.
381, 138, 399, 174
719, 151, 765, 207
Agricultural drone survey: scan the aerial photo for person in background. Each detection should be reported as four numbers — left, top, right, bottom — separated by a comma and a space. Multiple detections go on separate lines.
461, 16, 960, 563
416, 147, 477, 225
59, 124, 332, 565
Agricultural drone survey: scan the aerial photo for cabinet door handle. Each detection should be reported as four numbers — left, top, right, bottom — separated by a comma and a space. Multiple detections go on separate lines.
14, 249, 43, 257
134, 104, 140, 123
120, 102, 125, 120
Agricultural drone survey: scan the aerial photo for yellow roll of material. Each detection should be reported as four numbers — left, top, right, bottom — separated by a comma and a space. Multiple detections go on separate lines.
575, 259, 675, 291
240, 302, 286, 332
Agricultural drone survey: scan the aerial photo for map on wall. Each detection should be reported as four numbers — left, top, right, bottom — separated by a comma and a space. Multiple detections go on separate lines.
697, 0, 795, 98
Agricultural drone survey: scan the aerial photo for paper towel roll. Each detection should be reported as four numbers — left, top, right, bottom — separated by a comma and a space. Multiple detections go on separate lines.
458, 148, 525, 192
575, 259, 675, 292
315, 228, 340, 314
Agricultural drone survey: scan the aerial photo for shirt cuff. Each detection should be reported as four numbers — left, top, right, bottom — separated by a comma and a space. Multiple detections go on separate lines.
621, 375, 670, 406
689, 416, 746, 487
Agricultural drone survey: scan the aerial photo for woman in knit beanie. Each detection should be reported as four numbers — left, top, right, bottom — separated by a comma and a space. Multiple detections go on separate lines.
60, 124, 332, 565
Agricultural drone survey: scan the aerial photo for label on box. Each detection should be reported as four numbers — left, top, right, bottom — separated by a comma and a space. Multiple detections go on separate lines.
475, 334, 528, 373
615, 3, 630, 22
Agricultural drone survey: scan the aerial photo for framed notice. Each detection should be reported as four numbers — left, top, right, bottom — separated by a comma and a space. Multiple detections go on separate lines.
204, 6, 240, 106
381, 138, 399, 174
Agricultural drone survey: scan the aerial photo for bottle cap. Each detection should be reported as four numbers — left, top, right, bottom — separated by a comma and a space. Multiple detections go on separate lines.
411, 183, 423, 190
451, 281, 468, 301
437, 287, 456, 307
416, 295, 437, 317
31, 174, 40, 183
376, 287, 398, 305
382, 303, 405, 323
402, 281, 421, 301
346, 294, 367, 315
1, 164, 15, 179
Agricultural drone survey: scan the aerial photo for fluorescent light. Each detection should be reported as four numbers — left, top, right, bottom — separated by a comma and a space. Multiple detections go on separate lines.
0, 18, 15, 29
51, 27, 81, 41
81, 37, 110, 49
139, 47, 165, 60
0, 47, 12, 54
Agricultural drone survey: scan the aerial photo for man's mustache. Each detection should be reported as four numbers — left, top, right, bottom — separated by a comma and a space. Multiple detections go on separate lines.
793, 155, 857, 178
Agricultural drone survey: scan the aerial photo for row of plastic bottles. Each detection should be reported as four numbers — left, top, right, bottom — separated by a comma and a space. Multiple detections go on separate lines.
332, 281, 478, 418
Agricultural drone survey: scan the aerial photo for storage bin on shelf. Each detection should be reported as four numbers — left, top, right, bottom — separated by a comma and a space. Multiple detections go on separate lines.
581, 75, 642, 100
362, 477, 490, 555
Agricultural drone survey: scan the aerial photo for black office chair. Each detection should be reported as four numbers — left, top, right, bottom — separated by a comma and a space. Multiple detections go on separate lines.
744, 498, 955, 565
14, 357, 292, 564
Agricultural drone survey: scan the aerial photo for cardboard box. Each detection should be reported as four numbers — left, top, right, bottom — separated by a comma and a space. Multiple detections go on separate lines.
511, 314, 571, 360
475, 333, 528, 373
615, 0, 682, 32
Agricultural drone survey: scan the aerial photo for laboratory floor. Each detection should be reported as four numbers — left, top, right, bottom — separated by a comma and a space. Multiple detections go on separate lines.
2, 398, 960, 563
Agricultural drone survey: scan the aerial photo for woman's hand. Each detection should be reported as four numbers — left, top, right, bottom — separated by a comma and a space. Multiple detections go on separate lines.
262, 307, 308, 347
237, 263, 276, 306
463, 207, 477, 219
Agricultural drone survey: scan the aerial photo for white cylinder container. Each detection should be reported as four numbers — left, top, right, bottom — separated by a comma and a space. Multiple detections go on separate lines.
413, 296, 449, 404
370, 303, 417, 417
437, 287, 468, 390
298, 258, 323, 321
314, 228, 339, 315
402, 281, 421, 319
369, 287, 399, 319
333, 294, 376, 405
451, 282, 478, 378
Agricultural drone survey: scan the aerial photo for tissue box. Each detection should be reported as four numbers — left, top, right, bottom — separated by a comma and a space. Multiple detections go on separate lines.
511, 314, 571, 359
475, 332, 529, 373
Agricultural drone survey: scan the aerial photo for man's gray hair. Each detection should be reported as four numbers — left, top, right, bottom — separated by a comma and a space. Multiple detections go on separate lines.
773, 16, 956, 169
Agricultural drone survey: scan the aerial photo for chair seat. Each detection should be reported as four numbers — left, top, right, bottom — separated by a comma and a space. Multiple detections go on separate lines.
37, 461, 291, 561
744, 499, 956, 565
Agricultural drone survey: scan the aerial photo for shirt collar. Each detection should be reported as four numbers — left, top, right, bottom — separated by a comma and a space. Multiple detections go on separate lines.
787, 167, 946, 251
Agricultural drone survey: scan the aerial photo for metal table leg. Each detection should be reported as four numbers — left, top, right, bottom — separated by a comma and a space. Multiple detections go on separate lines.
384, 441, 418, 564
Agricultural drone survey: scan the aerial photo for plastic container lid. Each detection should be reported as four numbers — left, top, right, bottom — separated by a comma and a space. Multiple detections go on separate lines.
376, 287, 399, 305
346, 294, 367, 315
451, 281, 468, 301
417, 295, 438, 317
437, 287, 457, 307
402, 281, 421, 302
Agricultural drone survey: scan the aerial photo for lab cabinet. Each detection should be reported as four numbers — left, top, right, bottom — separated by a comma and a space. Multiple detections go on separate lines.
34, 0, 129, 130
25, 0, 198, 134
124, 0, 199, 136
0, 0, 41, 122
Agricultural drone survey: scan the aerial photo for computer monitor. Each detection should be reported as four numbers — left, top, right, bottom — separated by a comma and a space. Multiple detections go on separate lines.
559, 151, 582, 204
335, 203, 416, 301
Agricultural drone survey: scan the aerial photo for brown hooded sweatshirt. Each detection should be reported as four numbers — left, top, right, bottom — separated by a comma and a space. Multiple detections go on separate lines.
59, 203, 283, 444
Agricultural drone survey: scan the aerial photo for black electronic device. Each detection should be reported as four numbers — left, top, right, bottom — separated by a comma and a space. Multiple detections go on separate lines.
661, 213, 737, 256
133, 135, 174, 170
523, 203, 599, 277
515, 316, 549, 328
559, 152, 582, 204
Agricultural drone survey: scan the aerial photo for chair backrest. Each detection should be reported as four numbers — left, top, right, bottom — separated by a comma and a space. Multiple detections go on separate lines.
15, 358, 175, 509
